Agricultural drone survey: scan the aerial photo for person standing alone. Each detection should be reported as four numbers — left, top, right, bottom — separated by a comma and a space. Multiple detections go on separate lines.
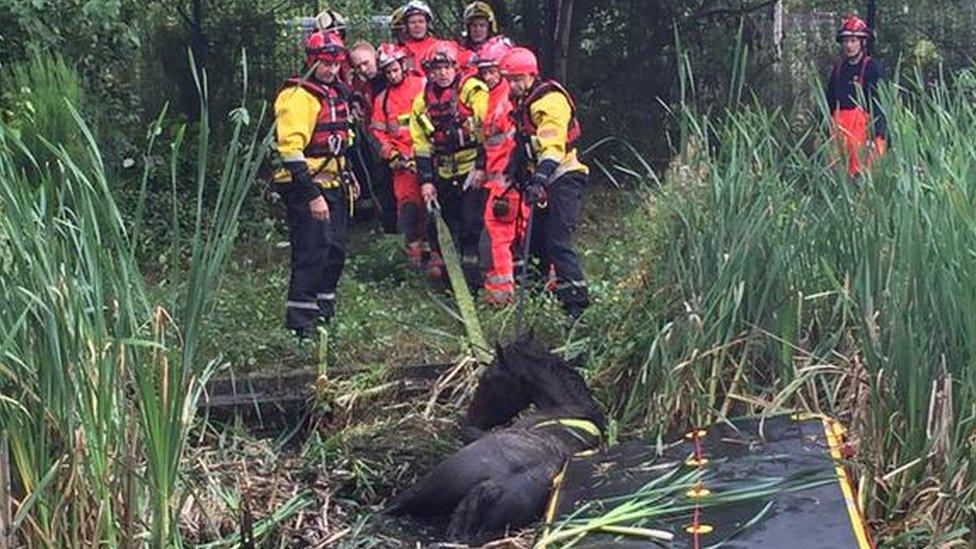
273, 31, 359, 339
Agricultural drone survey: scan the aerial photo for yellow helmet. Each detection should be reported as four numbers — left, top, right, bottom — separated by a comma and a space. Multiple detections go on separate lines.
463, 1, 497, 34
314, 9, 347, 38
390, 6, 406, 32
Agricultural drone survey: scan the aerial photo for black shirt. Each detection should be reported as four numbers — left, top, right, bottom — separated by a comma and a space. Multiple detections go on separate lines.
826, 56, 887, 139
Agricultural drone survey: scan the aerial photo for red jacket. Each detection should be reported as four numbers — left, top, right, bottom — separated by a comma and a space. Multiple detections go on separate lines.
370, 74, 425, 160
482, 79, 515, 187
399, 36, 439, 77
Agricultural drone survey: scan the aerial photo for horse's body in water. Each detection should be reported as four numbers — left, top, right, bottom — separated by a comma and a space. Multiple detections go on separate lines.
385, 339, 605, 540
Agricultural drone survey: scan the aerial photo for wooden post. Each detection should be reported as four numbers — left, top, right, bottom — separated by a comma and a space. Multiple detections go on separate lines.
772, 1, 785, 104
553, 0, 575, 82
866, 0, 877, 54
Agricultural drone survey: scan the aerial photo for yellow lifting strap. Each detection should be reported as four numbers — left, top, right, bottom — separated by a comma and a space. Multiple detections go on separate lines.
533, 418, 602, 439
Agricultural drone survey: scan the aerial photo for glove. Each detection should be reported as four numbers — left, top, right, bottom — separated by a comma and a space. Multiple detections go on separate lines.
282, 160, 321, 205
524, 171, 548, 205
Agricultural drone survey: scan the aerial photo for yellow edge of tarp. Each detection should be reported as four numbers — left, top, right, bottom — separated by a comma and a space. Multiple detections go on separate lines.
536, 463, 568, 549
821, 416, 875, 549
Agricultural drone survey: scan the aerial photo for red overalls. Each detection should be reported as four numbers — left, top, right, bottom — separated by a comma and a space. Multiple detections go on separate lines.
399, 36, 439, 77
481, 79, 528, 304
371, 73, 427, 266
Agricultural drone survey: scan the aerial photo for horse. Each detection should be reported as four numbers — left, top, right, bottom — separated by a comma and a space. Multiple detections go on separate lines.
385, 338, 605, 541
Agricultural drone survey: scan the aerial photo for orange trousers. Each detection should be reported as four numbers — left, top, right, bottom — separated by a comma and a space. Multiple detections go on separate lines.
392, 168, 425, 264
831, 108, 886, 177
482, 185, 530, 303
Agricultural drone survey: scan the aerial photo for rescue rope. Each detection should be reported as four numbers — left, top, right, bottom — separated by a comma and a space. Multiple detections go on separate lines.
427, 198, 492, 363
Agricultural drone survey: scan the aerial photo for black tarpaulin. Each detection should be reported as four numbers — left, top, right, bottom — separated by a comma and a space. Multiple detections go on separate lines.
539, 414, 874, 549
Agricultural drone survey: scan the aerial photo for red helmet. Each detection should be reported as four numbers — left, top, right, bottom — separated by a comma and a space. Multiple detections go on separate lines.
378, 42, 407, 70
499, 47, 538, 76
836, 15, 871, 42
305, 30, 347, 65
422, 40, 460, 71
473, 36, 513, 68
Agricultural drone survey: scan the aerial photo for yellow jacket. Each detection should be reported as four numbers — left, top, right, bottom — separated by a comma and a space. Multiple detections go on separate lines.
523, 88, 588, 180
409, 76, 489, 182
273, 84, 352, 190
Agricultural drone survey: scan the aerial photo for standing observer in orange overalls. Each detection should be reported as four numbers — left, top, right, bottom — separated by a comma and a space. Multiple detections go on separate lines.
827, 15, 887, 178
471, 37, 528, 305
370, 43, 427, 270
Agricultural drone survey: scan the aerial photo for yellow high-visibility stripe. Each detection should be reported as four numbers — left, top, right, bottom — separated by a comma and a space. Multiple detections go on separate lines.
822, 417, 874, 549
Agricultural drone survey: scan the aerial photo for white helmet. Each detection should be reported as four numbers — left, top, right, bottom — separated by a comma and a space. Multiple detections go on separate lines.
402, 0, 433, 22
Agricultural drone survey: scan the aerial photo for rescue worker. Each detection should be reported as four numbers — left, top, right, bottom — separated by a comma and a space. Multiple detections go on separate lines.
826, 15, 887, 178
349, 41, 386, 117
409, 40, 490, 289
274, 31, 360, 337
371, 44, 427, 268
473, 37, 526, 305
314, 9, 352, 84
458, 2, 499, 68
315, 9, 347, 40
397, 1, 439, 77
349, 41, 397, 233
389, 6, 408, 45
500, 47, 589, 318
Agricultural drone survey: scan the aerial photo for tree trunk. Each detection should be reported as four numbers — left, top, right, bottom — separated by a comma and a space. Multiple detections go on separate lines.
553, 0, 574, 82
866, 0, 877, 54
190, 0, 207, 72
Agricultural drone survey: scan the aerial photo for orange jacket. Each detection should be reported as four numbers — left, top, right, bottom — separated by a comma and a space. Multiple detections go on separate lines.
370, 74, 425, 160
399, 36, 439, 76
482, 79, 515, 187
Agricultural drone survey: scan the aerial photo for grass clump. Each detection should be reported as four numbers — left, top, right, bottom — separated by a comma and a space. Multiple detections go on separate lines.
0, 57, 269, 545
585, 70, 976, 544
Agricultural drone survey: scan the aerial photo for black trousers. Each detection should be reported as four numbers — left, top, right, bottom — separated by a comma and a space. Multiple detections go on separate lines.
427, 176, 488, 290
529, 171, 589, 314
284, 187, 349, 333
349, 134, 397, 234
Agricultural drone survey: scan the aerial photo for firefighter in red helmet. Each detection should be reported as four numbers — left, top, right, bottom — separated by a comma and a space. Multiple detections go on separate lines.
827, 15, 887, 177
370, 43, 428, 269
409, 40, 490, 290
500, 47, 589, 319
472, 37, 526, 305
273, 31, 359, 338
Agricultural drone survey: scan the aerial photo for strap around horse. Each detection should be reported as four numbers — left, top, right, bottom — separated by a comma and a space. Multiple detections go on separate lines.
534, 418, 602, 439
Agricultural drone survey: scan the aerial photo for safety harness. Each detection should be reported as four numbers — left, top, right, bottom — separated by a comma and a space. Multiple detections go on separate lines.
829, 55, 872, 111
514, 79, 581, 161
284, 76, 354, 158
419, 76, 479, 156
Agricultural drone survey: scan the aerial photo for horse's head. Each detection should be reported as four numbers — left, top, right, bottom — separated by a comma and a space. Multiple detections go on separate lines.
465, 344, 532, 430
465, 337, 606, 432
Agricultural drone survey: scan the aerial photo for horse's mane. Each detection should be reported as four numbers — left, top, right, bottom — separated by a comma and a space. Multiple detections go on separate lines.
498, 338, 606, 431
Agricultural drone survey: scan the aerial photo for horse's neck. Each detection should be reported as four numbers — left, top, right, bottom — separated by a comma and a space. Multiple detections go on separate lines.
513, 405, 593, 426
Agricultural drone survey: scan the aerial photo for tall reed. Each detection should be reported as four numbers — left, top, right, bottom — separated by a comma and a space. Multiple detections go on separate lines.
0, 56, 271, 546
594, 68, 976, 542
